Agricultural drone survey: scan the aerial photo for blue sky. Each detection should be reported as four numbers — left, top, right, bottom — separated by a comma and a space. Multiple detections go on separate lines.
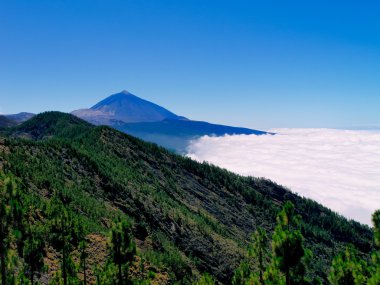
1, 0, 379, 129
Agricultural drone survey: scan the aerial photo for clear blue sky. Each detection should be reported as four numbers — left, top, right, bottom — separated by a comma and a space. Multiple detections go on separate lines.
1, 0, 379, 129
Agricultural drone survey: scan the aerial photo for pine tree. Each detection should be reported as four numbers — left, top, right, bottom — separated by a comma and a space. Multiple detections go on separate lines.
232, 261, 251, 285
232, 228, 270, 285
374, 210, 380, 247
48, 199, 80, 285
248, 228, 269, 285
368, 210, 380, 285
79, 239, 88, 285
328, 209, 380, 285
0, 175, 23, 285
271, 201, 310, 285
109, 217, 136, 285
263, 265, 285, 285
328, 245, 367, 285
193, 273, 215, 285
23, 226, 45, 285
232, 202, 311, 285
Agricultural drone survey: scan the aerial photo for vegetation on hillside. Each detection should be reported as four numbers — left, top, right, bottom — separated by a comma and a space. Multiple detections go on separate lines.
0, 112, 376, 284
231, 204, 380, 285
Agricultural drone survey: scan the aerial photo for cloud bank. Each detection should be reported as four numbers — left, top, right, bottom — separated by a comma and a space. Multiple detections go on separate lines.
187, 129, 380, 225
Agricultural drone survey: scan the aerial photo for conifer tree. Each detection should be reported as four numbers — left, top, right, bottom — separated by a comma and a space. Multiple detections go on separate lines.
263, 265, 285, 285
373, 210, 380, 247
23, 226, 45, 285
232, 261, 251, 285
7, 249, 19, 285
193, 273, 215, 285
232, 228, 270, 285
79, 239, 88, 285
368, 210, 380, 285
48, 199, 80, 285
109, 217, 136, 285
0, 175, 23, 285
328, 245, 367, 285
271, 201, 310, 285
248, 228, 269, 285
328, 209, 380, 285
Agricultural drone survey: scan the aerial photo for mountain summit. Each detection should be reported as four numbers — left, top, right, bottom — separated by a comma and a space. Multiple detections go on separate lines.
72, 90, 267, 152
72, 91, 185, 125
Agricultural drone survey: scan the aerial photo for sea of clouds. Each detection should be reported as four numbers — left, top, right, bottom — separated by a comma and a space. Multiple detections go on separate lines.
187, 129, 380, 226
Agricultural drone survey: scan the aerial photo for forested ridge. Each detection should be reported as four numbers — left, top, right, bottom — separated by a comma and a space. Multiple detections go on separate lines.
0, 116, 17, 128
0, 112, 377, 284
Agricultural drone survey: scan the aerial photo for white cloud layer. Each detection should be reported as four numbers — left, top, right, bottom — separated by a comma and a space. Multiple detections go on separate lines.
187, 129, 380, 225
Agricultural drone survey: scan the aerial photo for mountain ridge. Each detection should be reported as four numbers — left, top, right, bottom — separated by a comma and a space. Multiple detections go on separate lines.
71, 90, 268, 152
0, 111, 373, 283
2, 91, 268, 152
0, 115, 17, 127
5, 112, 35, 123
116, 119, 268, 152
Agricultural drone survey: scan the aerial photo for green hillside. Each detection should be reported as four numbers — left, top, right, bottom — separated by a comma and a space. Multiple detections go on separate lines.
0, 112, 375, 284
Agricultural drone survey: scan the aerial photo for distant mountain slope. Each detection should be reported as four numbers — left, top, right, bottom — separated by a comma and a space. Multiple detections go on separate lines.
72, 90, 185, 125
119, 119, 266, 137
116, 119, 268, 152
72, 90, 268, 152
0, 115, 17, 127
0, 112, 373, 283
5, 112, 35, 123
